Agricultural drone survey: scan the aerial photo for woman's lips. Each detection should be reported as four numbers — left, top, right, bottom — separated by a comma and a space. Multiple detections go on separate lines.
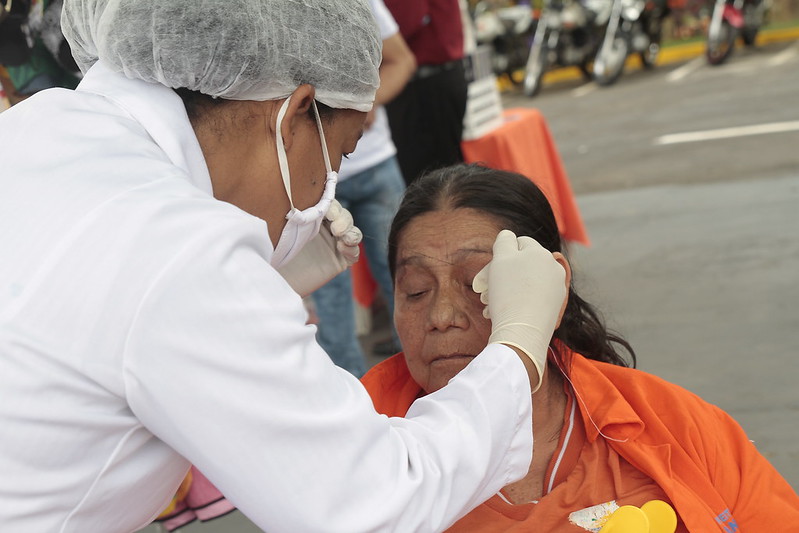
431, 353, 476, 362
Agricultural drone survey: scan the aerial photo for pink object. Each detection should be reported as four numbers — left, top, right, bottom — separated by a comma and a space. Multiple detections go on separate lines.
723, 4, 745, 28
156, 467, 235, 531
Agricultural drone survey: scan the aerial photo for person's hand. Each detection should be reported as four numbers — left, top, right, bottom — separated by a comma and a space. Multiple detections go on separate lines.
473, 230, 567, 393
276, 200, 362, 297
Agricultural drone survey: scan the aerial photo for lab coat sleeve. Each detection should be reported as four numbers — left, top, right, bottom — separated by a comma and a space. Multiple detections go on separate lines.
121, 214, 534, 533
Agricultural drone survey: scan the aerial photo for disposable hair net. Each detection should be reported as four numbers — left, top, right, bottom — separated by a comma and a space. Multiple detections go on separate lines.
61, 0, 382, 111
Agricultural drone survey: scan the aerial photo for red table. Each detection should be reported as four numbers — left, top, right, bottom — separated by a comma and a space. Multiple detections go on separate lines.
461, 107, 590, 247
353, 107, 590, 307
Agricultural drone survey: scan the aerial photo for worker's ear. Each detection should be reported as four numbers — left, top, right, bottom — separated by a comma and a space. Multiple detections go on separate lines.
552, 252, 571, 329
278, 84, 315, 153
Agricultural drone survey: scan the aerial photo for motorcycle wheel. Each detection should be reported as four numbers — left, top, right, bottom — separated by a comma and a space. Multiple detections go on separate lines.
594, 33, 628, 86
741, 27, 758, 45
640, 42, 660, 69
641, 18, 662, 69
706, 19, 736, 65
578, 60, 593, 80
741, 1, 763, 45
523, 31, 549, 97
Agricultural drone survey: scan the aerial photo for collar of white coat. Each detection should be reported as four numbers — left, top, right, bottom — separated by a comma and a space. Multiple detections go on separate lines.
76, 61, 213, 197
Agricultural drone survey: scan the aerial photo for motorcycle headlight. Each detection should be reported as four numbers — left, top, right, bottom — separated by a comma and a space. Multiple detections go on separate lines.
623, 5, 642, 19
546, 13, 563, 28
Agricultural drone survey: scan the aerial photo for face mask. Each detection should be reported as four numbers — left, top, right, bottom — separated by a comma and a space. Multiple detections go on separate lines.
270, 96, 338, 268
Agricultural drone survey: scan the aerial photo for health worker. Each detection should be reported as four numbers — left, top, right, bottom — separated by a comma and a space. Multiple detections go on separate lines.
0, 1, 568, 531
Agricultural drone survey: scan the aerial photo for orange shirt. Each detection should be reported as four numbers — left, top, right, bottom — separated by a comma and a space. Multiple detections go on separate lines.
447, 389, 688, 532
361, 350, 799, 532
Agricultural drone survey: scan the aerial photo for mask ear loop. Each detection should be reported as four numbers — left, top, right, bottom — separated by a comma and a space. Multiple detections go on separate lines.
311, 100, 334, 177
275, 95, 296, 214
550, 346, 629, 443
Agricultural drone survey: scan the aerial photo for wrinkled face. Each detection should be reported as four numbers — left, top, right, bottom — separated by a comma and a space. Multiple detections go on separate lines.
394, 208, 503, 394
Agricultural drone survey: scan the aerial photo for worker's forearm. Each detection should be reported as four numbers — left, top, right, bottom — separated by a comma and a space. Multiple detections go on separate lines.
374, 62, 414, 106
373, 33, 417, 107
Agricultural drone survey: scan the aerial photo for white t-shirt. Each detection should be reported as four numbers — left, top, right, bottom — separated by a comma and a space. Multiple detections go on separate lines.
338, 0, 399, 180
0, 61, 533, 532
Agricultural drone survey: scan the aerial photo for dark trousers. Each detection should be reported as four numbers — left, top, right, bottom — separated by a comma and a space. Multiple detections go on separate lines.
386, 61, 468, 185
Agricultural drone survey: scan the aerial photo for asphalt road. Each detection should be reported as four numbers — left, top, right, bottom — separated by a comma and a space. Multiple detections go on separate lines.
504, 39, 799, 194
141, 41, 799, 532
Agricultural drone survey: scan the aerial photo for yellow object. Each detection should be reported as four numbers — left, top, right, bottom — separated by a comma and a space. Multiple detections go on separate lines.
598, 505, 649, 532
641, 500, 678, 533
157, 469, 193, 518
598, 500, 678, 533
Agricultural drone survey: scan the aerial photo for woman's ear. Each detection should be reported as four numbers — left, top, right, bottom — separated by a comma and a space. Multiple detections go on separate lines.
552, 252, 572, 329
278, 84, 316, 152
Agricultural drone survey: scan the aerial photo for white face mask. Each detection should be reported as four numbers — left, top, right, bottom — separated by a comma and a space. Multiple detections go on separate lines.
270, 96, 338, 268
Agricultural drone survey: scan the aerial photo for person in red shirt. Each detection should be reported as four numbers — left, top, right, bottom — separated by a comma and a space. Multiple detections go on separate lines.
383, 0, 468, 185
362, 163, 799, 532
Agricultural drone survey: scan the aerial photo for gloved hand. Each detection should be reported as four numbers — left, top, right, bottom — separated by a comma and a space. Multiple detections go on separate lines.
277, 200, 362, 297
472, 230, 567, 393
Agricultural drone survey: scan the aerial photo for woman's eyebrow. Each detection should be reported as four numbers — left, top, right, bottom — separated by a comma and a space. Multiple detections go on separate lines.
397, 247, 491, 269
396, 255, 432, 268
452, 248, 492, 260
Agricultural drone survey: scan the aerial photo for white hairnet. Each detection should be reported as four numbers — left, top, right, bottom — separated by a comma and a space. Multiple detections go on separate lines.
61, 0, 382, 111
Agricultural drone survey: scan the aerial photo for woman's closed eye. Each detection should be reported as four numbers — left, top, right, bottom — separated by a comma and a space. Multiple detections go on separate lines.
405, 289, 429, 300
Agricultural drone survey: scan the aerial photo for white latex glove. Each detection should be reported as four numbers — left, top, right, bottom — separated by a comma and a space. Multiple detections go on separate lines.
472, 230, 567, 393
277, 200, 363, 297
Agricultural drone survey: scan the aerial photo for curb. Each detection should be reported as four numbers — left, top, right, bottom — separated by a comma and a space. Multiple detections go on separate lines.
500, 24, 799, 91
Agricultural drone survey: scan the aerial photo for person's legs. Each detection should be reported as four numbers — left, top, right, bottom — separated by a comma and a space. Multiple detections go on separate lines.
346, 157, 405, 353
310, 268, 367, 377
351, 158, 403, 313
386, 63, 468, 185
312, 160, 406, 370
385, 79, 425, 185
310, 188, 368, 377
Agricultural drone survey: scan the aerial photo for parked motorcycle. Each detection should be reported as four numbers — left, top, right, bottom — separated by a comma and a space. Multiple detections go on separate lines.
592, 0, 668, 86
523, 0, 613, 96
473, 1, 536, 82
706, 0, 766, 65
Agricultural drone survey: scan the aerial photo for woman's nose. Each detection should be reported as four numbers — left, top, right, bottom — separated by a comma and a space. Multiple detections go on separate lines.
427, 284, 469, 332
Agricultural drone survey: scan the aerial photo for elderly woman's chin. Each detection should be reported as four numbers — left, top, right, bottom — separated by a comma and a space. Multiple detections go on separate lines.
428, 354, 475, 392
422, 353, 480, 393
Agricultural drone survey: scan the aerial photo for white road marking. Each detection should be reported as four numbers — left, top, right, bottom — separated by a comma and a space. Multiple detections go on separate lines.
572, 82, 598, 98
653, 120, 799, 145
767, 42, 799, 67
722, 62, 761, 76
666, 57, 705, 83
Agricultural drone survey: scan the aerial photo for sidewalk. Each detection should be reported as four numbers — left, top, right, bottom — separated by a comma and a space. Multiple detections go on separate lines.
500, 22, 799, 90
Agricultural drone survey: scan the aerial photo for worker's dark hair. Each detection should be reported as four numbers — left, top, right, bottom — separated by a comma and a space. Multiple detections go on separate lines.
388, 163, 636, 368
174, 88, 336, 126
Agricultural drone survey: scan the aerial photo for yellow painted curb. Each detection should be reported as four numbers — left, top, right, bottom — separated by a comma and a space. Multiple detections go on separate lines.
757, 26, 799, 44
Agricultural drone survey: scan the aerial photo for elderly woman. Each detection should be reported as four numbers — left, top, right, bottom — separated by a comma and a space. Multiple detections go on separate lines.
0, 2, 570, 532
362, 164, 799, 532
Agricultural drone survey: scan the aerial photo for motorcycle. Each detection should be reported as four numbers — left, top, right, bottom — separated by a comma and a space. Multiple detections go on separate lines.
705, 0, 766, 65
592, 0, 667, 86
523, 0, 613, 96
473, 1, 536, 82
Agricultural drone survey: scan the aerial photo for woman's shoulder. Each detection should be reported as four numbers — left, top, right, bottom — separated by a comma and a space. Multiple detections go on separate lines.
361, 354, 422, 417
573, 354, 729, 429
583, 356, 704, 400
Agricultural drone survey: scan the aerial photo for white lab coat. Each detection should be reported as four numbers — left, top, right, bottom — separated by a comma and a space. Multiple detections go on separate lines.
0, 61, 533, 533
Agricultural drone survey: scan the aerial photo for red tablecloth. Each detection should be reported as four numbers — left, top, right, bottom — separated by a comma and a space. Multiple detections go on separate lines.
353, 107, 589, 307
